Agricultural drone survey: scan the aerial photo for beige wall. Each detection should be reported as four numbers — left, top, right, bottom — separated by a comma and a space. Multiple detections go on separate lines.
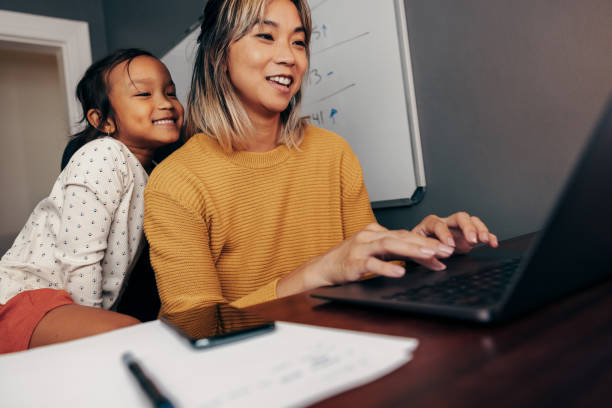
0, 48, 69, 253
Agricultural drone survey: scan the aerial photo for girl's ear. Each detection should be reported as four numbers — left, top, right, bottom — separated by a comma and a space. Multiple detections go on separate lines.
86, 109, 116, 135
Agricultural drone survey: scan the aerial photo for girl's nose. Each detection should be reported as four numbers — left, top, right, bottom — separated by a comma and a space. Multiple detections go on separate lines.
157, 93, 174, 109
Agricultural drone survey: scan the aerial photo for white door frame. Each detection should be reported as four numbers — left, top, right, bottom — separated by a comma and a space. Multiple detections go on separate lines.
0, 10, 92, 133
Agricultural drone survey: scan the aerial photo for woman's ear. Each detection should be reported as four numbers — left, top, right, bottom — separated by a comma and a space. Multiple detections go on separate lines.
86, 109, 116, 135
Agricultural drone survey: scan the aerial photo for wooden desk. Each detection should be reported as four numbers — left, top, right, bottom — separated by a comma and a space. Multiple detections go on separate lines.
248, 237, 612, 407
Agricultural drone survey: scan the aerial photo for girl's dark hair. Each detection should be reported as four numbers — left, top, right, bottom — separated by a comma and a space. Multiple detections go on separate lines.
71, 48, 155, 144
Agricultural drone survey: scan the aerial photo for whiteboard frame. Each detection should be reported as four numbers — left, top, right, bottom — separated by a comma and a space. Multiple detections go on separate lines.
370, 0, 426, 209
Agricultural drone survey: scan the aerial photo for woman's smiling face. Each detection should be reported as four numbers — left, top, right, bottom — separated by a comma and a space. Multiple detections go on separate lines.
227, 0, 308, 120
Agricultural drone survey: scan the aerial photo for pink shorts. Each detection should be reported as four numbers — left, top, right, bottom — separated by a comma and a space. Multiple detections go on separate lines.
0, 289, 75, 354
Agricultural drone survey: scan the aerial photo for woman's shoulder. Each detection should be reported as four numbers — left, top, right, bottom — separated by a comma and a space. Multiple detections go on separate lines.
147, 135, 206, 187
302, 125, 355, 154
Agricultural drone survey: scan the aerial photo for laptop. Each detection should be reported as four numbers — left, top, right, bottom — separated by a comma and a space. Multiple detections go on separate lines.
311, 98, 612, 323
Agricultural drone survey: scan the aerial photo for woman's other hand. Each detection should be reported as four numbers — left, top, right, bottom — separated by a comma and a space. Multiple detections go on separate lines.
412, 212, 498, 254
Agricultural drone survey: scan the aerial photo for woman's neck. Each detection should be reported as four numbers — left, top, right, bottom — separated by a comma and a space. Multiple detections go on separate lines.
244, 114, 281, 152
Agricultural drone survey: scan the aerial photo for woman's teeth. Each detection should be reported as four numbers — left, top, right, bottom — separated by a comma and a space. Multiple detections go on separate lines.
268, 76, 292, 86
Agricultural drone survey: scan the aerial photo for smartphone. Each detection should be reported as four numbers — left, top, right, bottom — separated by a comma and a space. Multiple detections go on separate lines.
161, 309, 275, 350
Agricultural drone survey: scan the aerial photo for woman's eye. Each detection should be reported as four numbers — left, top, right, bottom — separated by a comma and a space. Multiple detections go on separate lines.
256, 33, 274, 41
135, 92, 151, 97
168, 91, 177, 97
294, 40, 306, 48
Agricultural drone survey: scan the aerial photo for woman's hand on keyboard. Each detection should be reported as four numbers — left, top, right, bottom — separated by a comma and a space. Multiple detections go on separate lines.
412, 212, 498, 254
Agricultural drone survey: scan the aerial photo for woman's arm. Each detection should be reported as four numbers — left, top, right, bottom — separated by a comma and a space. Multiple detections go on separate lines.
277, 144, 498, 298
144, 189, 225, 338
145, 174, 296, 337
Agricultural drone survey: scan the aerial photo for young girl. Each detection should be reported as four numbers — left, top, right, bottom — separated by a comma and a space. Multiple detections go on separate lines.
0, 48, 184, 353
144, 0, 498, 338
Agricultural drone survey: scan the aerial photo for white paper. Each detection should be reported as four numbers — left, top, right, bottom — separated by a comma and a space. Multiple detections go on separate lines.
0, 320, 417, 407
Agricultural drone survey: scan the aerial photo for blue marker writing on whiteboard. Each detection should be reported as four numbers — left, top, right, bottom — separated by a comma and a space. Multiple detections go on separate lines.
330, 108, 338, 124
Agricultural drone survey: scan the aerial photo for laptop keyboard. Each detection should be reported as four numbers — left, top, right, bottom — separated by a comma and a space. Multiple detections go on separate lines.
382, 257, 522, 307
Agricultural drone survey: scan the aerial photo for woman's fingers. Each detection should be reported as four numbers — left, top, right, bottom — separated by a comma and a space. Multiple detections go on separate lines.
332, 214, 499, 284
357, 239, 448, 278
362, 229, 455, 260
410, 212, 499, 257
443, 212, 480, 244
489, 233, 499, 247
364, 257, 406, 278
468, 215, 490, 243
335, 218, 499, 284
413, 215, 456, 248
364, 254, 448, 277
412, 256, 447, 271
449, 228, 475, 253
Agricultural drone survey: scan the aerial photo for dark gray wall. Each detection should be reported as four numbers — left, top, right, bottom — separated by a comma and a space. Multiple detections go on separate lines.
375, 0, 612, 239
102, 0, 204, 57
0, 0, 108, 60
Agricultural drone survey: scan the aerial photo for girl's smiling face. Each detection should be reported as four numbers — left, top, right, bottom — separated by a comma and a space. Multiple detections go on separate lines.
227, 0, 308, 120
106, 55, 184, 150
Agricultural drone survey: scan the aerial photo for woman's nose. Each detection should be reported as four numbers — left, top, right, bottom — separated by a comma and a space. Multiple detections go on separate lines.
274, 41, 296, 65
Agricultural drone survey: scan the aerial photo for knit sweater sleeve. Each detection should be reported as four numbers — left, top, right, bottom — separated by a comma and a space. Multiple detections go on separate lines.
339, 141, 377, 239
144, 179, 279, 338
144, 188, 222, 338
338, 140, 406, 272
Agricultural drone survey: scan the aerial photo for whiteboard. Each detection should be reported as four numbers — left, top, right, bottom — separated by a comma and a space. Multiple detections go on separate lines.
162, 0, 425, 207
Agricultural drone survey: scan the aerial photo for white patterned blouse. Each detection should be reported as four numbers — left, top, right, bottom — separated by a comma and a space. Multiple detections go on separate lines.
0, 137, 148, 309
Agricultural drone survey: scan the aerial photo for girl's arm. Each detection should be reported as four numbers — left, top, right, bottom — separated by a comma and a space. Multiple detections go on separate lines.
58, 140, 127, 307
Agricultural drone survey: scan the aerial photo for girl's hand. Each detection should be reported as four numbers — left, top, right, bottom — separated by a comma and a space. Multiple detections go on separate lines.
412, 212, 498, 254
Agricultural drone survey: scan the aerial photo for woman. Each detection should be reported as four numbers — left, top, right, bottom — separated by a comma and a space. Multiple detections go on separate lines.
144, 0, 497, 338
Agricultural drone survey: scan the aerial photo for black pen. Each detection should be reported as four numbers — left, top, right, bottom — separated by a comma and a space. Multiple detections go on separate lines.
122, 352, 175, 408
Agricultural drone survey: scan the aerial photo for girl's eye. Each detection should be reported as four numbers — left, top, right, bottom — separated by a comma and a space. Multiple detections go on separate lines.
135, 92, 151, 97
168, 91, 177, 97
256, 33, 274, 41
294, 40, 306, 48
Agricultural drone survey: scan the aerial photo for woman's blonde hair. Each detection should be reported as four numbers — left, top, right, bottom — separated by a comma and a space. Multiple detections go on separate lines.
186, 0, 312, 151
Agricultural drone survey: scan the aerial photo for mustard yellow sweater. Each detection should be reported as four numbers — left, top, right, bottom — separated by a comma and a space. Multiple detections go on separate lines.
144, 125, 375, 338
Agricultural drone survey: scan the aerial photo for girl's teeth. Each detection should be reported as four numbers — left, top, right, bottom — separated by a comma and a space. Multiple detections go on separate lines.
153, 119, 173, 125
